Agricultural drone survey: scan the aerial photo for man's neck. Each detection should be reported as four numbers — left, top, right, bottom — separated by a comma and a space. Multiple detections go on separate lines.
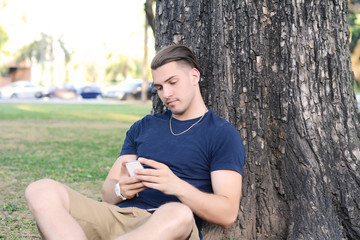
172, 102, 208, 121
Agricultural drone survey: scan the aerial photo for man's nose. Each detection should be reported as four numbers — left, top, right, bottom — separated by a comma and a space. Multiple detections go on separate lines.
162, 86, 172, 98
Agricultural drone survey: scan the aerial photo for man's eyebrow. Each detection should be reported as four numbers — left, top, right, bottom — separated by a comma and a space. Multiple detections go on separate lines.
153, 75, 177, 86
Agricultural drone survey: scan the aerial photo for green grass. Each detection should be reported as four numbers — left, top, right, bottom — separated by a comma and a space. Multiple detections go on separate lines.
0, 102, 151, 239
355, 80, 359, 94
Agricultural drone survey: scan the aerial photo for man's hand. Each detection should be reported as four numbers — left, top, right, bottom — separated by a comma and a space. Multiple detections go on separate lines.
102, 154, 144, 204
135, 158, 186, 196
118, 159, 146, 199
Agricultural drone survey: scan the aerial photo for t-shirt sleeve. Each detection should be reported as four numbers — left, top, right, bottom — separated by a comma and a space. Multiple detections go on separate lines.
210, 122, 246, 175
119, 121, 139, 156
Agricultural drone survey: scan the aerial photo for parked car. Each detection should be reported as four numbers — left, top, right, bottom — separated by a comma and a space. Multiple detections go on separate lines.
356, 92, 360, 109
133, 82, 153, 100
43, 84, 77, 99
79, 85, 102, 99
0, 80, 45, 99
104, 79, 152, 100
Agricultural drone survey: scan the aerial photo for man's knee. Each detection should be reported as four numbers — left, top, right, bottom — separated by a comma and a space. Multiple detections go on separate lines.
156, 202, 194, 232
25, 179, 69, 212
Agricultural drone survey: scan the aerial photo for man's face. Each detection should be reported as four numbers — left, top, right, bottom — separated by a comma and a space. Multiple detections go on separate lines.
152, 61, 199, 117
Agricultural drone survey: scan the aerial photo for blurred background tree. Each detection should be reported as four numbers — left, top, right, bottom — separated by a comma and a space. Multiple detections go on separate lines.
0, 26, 9, 53
16, 33, 53, 68
58, 36, 73, 83
85, 63, 98, 83
104, 54, 143, 84
144, 0, 155, 35
0, 26, 9, 76
14, 33, 73, 85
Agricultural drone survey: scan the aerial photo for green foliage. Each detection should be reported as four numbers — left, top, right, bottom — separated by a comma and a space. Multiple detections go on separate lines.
355, 79, 360, 93
348, 1, 360, 52
132, 58, 144, 79
58, 36, 72, 64
0, 26, 8, 50
105, 55, 145, 83
0, 0, 7, 10
85, 63, 98, 83
16, 33, 53, 64
16, 40, 41, 62
0, 64, 8, 76
105, 55, 133, 82
16, 33, 72, 67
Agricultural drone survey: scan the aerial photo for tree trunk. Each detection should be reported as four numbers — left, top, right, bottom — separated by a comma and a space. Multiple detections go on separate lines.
144, 0, 155, 35
153, 0, 360, 239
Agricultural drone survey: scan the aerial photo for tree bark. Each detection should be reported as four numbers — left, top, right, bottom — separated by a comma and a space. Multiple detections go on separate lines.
153, 0, 360, 239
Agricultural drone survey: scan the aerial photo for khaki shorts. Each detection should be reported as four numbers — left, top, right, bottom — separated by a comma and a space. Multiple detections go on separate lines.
67, 188, 200, 240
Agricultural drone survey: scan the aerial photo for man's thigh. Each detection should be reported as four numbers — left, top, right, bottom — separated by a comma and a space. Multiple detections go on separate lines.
67, 187, 151, 240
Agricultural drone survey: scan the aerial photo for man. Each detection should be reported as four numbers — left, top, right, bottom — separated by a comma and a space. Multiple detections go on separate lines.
25, 45, 246, 240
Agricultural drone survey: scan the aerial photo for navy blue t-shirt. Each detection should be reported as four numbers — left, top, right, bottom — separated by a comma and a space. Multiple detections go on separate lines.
118, 110, 245, 236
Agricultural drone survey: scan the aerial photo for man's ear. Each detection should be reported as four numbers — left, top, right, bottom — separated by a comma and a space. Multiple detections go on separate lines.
190, 68, 200, 85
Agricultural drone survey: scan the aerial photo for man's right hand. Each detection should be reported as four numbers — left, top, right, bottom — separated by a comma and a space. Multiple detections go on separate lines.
117, 159, 147, 199
102, 154, 145, 204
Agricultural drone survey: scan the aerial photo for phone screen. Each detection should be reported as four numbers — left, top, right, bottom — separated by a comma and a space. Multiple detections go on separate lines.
125, 161, 144, 177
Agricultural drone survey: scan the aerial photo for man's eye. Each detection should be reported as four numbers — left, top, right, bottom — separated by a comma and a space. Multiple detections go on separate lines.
156, 86, 162, 90
170, 81, 177, 85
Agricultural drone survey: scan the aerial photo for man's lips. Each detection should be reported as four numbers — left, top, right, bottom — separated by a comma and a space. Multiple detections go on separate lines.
166, 99, 178, 106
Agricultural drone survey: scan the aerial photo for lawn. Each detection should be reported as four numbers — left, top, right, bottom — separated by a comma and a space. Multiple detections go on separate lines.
0, 102, 152, 239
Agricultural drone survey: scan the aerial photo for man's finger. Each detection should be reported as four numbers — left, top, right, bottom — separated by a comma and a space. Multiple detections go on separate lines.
138, 157, 164, 169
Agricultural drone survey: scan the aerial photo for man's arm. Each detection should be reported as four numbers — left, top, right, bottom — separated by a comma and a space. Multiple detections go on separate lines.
179, 170, 242, 228
102, 154, 146, 204
136, 158, 242, 228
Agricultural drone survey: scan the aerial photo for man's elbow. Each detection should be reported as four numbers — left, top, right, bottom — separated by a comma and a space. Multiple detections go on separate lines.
222, 220, 236, 229
101, 187, 114, 204
101, 188, 108, 202
220, 213, 238, 229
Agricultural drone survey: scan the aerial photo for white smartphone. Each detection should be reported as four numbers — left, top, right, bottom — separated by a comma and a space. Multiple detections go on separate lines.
125, 160, 144, 177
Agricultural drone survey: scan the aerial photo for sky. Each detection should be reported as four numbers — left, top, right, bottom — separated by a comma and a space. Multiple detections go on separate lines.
0, 0, 155, 64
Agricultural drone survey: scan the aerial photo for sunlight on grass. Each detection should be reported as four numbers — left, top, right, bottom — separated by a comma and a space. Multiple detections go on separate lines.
0, 103, 152, 122
15, 105, 48, 113
73, 112, 142, 122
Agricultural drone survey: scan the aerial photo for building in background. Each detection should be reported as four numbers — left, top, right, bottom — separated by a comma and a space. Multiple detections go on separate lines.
0, 59, 31, 87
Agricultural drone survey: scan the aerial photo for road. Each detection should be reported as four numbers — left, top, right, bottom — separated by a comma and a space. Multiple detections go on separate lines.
0, 97, 129, 105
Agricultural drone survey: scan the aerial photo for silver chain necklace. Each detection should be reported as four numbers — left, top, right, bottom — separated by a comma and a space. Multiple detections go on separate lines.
169, 110, 208, 136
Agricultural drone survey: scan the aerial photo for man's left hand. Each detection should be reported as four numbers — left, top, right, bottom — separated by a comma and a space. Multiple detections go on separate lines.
135, 158, 186, 196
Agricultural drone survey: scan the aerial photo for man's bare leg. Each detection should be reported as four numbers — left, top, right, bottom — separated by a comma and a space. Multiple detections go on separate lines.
115, 202, 195, 240
25, 179, 87, 240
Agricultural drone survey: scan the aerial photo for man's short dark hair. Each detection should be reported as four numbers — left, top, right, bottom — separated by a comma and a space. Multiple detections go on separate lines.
151, 45, 200, 71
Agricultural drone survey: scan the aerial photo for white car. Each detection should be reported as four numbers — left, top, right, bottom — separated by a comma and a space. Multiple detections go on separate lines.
0, 80, 45, 99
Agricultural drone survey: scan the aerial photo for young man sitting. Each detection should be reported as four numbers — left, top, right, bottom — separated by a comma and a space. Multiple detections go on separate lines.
25, 45, 246, 240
